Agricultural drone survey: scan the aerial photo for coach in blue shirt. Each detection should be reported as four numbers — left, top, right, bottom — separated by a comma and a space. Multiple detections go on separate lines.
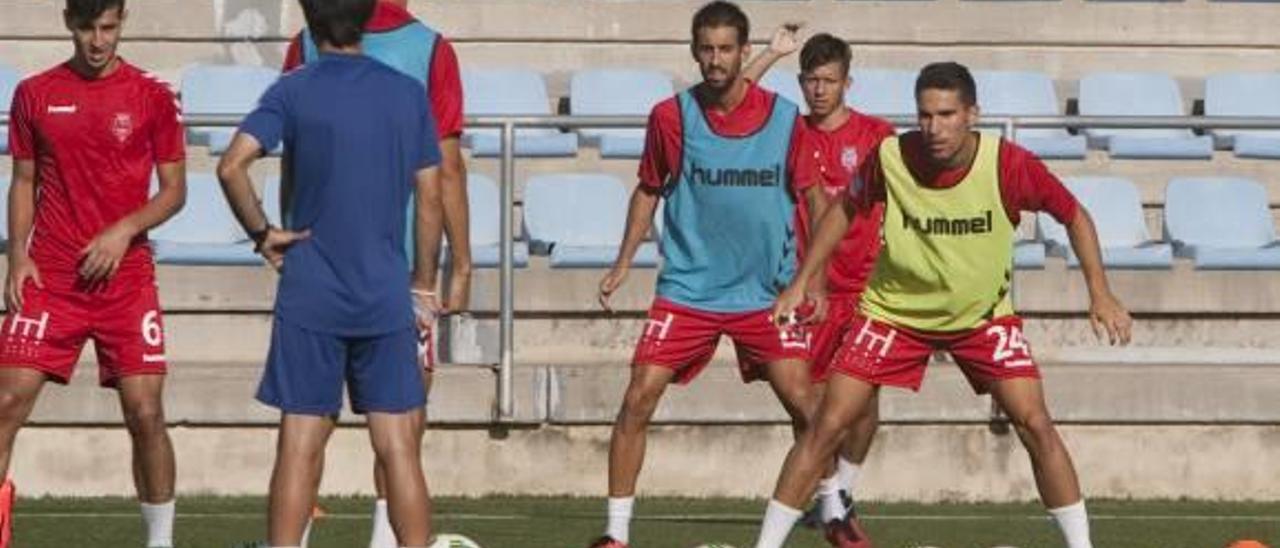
216, 0, 442, 546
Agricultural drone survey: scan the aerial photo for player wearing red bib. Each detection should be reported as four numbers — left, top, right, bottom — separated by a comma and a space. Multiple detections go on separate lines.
0, 1, 187, 546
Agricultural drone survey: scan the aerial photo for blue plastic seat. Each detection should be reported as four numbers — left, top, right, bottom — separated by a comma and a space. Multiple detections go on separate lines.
456, 174, 528, 268
462, 69, 578, 157
0, 64, 21, 154
180, 64, 280, 155
1204, 72, 1280, 159
570, 69, 673, 158
974, 70, 1086, 159
523, 174, 658, 268
1164, 177, 1280, 269
759, 69, 807, 115
847, 69, 917, 118
1014, 238, 1046, 269
1078, 72, 1212, 159
151, 174, 261, 265
1037, 177, 1172, 269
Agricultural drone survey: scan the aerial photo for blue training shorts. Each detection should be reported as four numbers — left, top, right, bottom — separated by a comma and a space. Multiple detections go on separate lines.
257, 317, 426, 415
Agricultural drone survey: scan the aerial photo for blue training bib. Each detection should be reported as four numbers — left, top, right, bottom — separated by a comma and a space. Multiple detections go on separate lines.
655, 90, 800, 313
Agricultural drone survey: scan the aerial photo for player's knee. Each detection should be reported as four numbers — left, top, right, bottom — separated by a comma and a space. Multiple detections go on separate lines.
0, 391, 32, 422
1010, 410, 1058, 448
123, 403, 167, 438
618, 385, 662, 424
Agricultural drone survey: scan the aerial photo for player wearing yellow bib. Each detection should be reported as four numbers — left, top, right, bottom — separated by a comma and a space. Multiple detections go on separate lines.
754, 62, 1132, 548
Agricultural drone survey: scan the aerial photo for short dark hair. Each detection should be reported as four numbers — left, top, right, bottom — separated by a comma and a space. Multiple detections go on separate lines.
799, 33, 851, 78
299, 0, 375, 49
915, 62, 977, 106
691, 1, 749, 46
65, 0, 125, 25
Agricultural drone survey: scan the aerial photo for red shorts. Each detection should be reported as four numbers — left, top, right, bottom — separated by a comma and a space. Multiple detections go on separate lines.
632, 298, 810, 384
830, 313, 1040, 394
808, 293, 862, 383
0, 273, 167, 387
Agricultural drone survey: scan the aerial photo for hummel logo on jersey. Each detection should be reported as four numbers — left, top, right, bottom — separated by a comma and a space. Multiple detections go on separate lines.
689, 162, 782, 187
903, 210, 994, 236
47, 105, 77, 114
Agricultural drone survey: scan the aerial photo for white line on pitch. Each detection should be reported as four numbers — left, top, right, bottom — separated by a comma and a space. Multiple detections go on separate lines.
12, 512, 1279, 523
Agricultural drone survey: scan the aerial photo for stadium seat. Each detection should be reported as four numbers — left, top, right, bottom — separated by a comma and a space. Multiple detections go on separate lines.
974, 70, 1086, 159
0, 64, 20, 155
848, 68, 917, 118
462, 69, 579, 157
1078, 72, 1213, 159
758, 69, 807, 115
456, 174, 529, 268
151, 173, 260, 265
1163, 177, 1280, 269
1014, 238, 1046, 269
1037, 177, 1173, 269
523, 173, 658, 268
570, 69, 673, 158
180, 64, 280, 155
1204, 72, 1280, 159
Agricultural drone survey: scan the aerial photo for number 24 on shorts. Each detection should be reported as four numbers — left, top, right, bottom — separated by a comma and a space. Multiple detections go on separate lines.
985, 324, 1033, 368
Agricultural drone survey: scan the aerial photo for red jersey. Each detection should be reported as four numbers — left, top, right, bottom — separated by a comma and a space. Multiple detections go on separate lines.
8, 60, 185, 281
851, 132, 1079, 226
638, 82, 814, 194
795, 109, 896, 296
283, 1, 464, 139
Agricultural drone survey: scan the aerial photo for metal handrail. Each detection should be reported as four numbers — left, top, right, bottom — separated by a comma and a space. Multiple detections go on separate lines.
7, 112, 1280, 421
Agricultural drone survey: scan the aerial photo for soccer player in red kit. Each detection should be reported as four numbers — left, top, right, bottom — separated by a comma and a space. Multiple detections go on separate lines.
0, 1, 186, 546
745, 28, 894, 546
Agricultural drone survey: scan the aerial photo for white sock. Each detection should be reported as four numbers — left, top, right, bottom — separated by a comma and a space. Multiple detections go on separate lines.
370, 499, 397, 548
1049, 500, 1093, 548
140, 500, 175, 548
817, 475, 845, 523
754, 499, 802, 548
301, 517, 313, 547
837, 457, 861, 497
605, 496, 634, 543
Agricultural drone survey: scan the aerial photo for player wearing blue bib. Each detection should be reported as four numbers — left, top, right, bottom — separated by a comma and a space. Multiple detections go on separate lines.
588, 3, 831, 547
216, 0, 443, 545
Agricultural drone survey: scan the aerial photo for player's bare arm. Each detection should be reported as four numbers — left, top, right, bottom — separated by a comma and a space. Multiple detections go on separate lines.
1066, 207, 1133, 345
79, 160, 187, 282
413, 165, 446, 308
742, 23, 803, 84
802, 183, 831, 324
598, 185, 660, 312
773, 195, 854, 325
6, 159, 41, 310
217, 132, 309, 271
437, 136, 472, 314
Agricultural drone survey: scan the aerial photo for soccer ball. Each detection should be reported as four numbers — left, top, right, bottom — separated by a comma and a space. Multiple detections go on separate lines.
430, 533, 483, 548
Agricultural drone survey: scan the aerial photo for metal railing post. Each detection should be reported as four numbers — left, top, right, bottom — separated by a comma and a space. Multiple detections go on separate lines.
498, 121, 516, 420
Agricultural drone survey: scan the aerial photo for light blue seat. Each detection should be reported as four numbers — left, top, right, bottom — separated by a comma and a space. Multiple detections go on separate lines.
0, 65, 21, 154
975, 70, 1085, 159
848, 68, 917, 118
759, 69, 807, 115
151, 174, 260, 265
463, 69, 578, 157
1204, 72, 1280, 159
570, 69, 673, 158
1164, 177, 1280, 270
455, 174, 528, 268
1078, 72, 1212, 159
523, 174, 658, 268
1037, 177, 1172, 269
181, 64, 280, 155
1014, 238, 1046, 269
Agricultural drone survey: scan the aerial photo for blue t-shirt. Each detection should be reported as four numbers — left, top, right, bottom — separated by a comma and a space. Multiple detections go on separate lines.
239, 53, 441, 336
